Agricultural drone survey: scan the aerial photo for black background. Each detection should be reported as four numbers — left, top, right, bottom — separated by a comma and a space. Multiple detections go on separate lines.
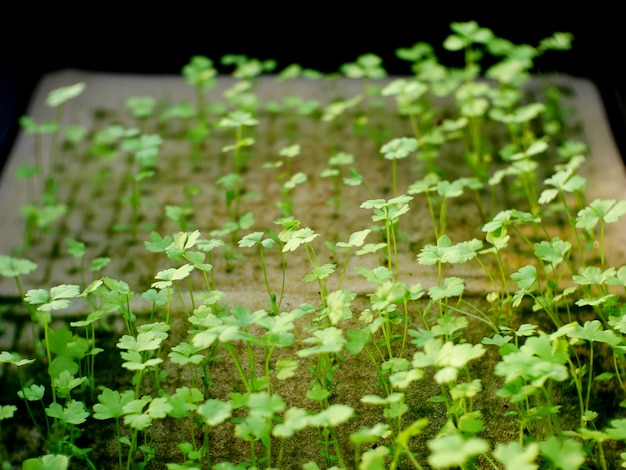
1, 7, 624, 168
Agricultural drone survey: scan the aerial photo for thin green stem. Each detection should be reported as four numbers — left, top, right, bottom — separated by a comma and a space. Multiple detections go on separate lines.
224, 345, 252, 393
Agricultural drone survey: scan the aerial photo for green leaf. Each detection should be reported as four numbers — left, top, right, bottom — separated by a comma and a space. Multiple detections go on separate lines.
48, 327, 89, 359
543, 169, 586, 194
246, 391, 285, 420
482, 209, 540, 233
18, 383, 45, 401
168, 341, 204, 366
182, 55, 216, 86
308, 404, 354, 427
279, 143, 301, 158
350, 423, 392, 444
493, 441, 539, 470
198, 399, 232, 426
576, 199, 626, 230
539, 32, 574, 51
0, 404, 17, 420
297, 327, 346, 357
511, 265, 537, 290
324, 289, 355, 325
380, 137, 418, 160
144, 231, 173, 253
93, 388, 134, 420
25, 284, 81, 312
272, 407, 310, 438
303, 263, 337, 284
148, 397, 173, 419
568, 320, 619, 345
22, 454, 69, 470
0, 351, 36, 367
54, 370, 86, 399
154, 264, 194, 286
238, 231, 264, 248
534, 237, 571, 269
276, 358, 299, 380
336, 229, 371, 249
360, 446, 390, 469
307, 384, 331, 402
46, 82, 86, 107
356, 266, 392, 284
0, 255, 38, 278
280, 227, 319, 252
443, 35, 465, 51
573, 266, 616, 286
46, 399, 89, 425
219, 110, 258, 128
605, 418, 626, 440
428, 277, 464, 301
428, 433, 489, 468
539, 436, 585, 470
495, 336, 569, 387
458, 410, 484, 434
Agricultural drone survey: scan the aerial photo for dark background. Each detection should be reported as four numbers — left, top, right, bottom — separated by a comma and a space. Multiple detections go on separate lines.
1, 7, 624, 168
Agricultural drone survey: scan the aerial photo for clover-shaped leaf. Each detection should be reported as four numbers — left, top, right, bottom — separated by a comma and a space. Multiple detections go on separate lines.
336, 229, 371, 249
0, 255, 38, 278
18, 383, 45, 402
46, 399, 89, 425
152, 264, 194, 289
380, 137, 418, 160
568, 320, 619, 346
0, 351, 36, 367
198, 399, 233, 427
281, 227, 319, 252
576, 199, 626, 230
297, 327, 346, 357
93, 388, 135, 420
308, 404, 355, 427
46, 82, 86, 107
25, 284, 81, 312
182, 55, 216, 86
218, 110, 258, 129
539, 436, 585, 470
428, 277, 465, 301
493, 441, 539, 470
428, 433, 489, 468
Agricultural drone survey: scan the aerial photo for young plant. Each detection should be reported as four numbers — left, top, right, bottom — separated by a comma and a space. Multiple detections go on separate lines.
238, 231, 283, 314
319, 151, 354, 218
360, 195, 413, 281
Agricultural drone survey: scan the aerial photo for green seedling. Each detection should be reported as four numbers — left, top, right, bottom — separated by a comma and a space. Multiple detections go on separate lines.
0, 352, 46, 437
335, 228, 371, 289
14, 164, 40, 205
221, 54, 277, 81
238, 231, 283, 314
380, 137, 418, 198
219, 110, 258, 174
340, 53, 387, 110
93, 388, 135, 470
44, 82, 86, 191
361, 195, 413, 281
182, 55, 217, 123
576, 199, 626, 270
320, 151, 354, 217
124, 96, 157, 125
116, 132, 163, 239
18, 117, 59, 193
382, 78, 430, 140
